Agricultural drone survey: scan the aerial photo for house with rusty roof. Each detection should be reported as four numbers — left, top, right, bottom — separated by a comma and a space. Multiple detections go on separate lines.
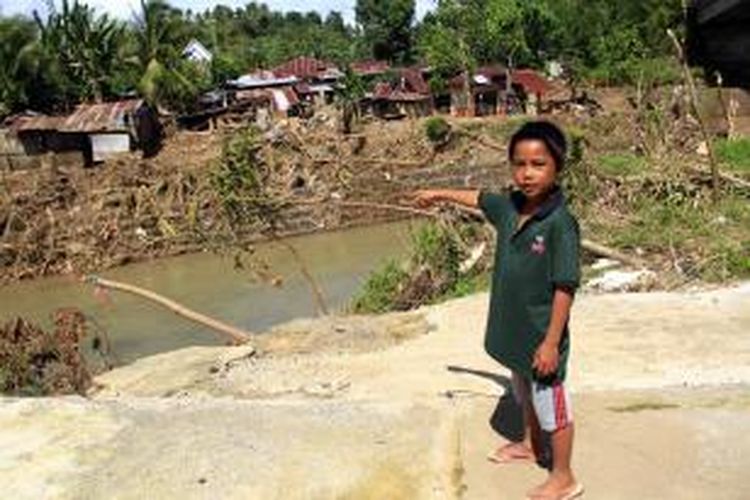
225, 70, 302, 118
369, 67, 433, 119
441, 66, 551, 117
271, 56, 343, 106
351, 60, 392, 78
5, 99, 161, 166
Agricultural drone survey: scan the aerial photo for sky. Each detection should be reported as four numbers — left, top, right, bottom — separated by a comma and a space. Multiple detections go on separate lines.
0, 0, 436, 24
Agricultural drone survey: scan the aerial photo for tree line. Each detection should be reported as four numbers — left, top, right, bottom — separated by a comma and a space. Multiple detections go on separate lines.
0, 0, 684, 117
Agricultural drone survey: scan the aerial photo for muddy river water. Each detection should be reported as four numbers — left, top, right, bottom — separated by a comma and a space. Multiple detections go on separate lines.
0, 221, 420, 364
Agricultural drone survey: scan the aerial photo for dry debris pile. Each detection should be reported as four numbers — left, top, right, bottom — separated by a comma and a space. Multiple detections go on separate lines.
0, 113, 508, 284
0, 309, 112, 396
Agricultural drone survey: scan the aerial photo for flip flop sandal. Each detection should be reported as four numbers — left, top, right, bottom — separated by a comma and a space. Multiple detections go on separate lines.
486, 443, 535, 464
527, 483, 585, 500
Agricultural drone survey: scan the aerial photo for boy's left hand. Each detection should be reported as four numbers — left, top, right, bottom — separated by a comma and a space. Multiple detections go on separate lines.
533, 341, 559, 377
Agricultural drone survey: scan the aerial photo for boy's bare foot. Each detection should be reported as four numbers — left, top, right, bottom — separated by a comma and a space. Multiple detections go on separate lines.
486, 442, 535, 464
527, 476, 583, 499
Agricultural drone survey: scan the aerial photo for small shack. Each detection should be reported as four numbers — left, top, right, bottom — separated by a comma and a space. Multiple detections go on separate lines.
445, 67, 550, 117
227, 71, 303, 117
370, 67, 433, 119
272, 57, 343, 105
9, 100, 161, 165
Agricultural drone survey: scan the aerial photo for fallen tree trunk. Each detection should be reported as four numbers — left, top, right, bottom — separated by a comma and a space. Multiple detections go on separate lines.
580, 239, 645, 268
84, 276, 252, 345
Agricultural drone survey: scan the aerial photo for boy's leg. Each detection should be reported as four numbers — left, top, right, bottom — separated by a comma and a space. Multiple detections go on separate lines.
521, 380, 545, 463
527, 381, 582, 499
488, 373, 541, 463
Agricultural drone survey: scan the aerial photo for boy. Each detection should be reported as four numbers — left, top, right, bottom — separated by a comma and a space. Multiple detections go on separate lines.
413, 121, 583, 500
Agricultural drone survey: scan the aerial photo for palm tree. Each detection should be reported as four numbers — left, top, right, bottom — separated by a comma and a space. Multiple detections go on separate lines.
0, 18, 40, 115
133, 0, 203, 110
34, 0, 125, 104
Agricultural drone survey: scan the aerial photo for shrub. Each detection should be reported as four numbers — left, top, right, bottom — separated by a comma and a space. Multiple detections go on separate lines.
352, 260, 409, 314
353, 221, 489, 313
424, 116, 452, 146
0, 310, 93, 396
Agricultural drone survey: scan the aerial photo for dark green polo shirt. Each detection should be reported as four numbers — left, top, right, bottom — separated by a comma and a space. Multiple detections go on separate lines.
479, 187, 580, 382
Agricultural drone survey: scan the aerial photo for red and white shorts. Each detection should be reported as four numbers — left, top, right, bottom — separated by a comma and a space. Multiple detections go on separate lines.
511, 372, 573, 433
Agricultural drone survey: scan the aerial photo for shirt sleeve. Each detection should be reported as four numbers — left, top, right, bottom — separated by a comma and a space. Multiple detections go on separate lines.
478, 190, 509, 229
550, 213, 581, 289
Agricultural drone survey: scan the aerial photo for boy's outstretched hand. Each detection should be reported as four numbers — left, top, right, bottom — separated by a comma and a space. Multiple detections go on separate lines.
411, 190, 442, 209
533, 340, 559, 377
409, 189, 480, 209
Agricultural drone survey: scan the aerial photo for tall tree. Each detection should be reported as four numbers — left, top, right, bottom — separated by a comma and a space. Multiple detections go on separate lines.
355, 0, 415, 64
134, 0, 208, 111
0, 17, 43, 115
35, 0, 125, 104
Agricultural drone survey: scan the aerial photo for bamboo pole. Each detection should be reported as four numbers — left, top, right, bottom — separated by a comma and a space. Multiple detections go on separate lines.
667, 28, 721, 203
84, 276, 252, 345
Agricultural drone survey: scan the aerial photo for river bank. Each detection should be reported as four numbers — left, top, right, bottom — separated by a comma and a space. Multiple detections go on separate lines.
0, 117, 508, 284
0, 220, 422, 363
2, 283, 749, 498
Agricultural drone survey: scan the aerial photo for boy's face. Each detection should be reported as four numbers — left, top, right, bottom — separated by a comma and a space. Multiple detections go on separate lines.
511, 139, 558, 202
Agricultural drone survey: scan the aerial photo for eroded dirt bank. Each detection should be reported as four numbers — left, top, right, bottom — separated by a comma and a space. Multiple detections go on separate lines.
1, 284, 749, 499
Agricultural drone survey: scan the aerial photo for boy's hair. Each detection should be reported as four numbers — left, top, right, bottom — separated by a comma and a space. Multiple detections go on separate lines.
508, 121, 567, 171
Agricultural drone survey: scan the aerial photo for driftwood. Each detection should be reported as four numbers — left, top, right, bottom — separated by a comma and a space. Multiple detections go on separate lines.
313, 156, 429, 167
688, 166, 750, 190
85, 276, 252, 345
580, 239, 645, 268
457, 128, 506, 153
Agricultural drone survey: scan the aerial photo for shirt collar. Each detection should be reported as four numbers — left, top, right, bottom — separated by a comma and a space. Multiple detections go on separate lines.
510, 185, 564, 220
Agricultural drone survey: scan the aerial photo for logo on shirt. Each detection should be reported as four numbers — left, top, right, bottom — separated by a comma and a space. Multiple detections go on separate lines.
531, 235, 546, 255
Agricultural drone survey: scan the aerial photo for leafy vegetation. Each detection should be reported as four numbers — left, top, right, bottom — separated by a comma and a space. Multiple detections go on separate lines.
353, 222, 490, 314
597, 153, 648, 178
424, 116, 451, 146
211, 126, 277, 232
563, 115, 750, 284
355, 0, 416, 64
0, 0, 687, 117
715, 138, 750, 173
418, 0, 684, 85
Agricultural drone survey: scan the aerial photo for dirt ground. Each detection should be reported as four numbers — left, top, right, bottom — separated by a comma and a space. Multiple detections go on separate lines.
1, 283, 749, 499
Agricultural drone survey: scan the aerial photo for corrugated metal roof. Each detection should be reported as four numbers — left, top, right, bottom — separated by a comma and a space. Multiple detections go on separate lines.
351, 60, 391, 76
387, 91, 431, 102
272, 57, 342, 80
512, 70, 550, 95
399, 68, 430, 95
10, 114, 63, 132
229, 71, 298, 89
373, 82, 392, 99
11, 100, 145, 134
57, 100, 143, 132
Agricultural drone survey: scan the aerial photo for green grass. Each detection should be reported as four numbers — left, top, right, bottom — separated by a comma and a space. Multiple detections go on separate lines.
352, 260, 409, 314
353, 222, 490, 314
596, 153, 648, 177
715, 137, 750, 173
601, 191, 750, 281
